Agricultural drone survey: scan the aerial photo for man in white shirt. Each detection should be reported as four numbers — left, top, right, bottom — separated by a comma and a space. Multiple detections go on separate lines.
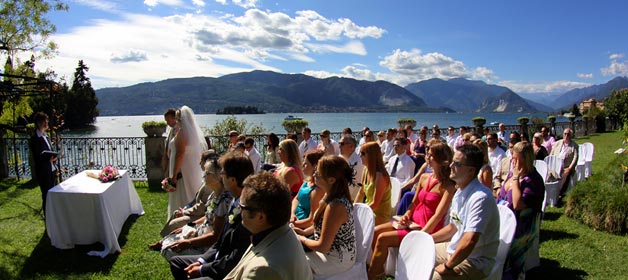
339, 135, 363, 200
497, 123, 510, 147
431, 144, 500, 279
357, 126, 370, 152
406, 124, 418, 144
487, 132, 505, 174
244, 138, 262, 173
385, 138, 416, 185
381, 128, 397, 164
446, 126, 457, 148
298, 127, 317, 159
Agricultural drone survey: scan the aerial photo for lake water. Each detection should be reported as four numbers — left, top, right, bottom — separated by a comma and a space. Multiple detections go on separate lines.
62, 112, 565, 137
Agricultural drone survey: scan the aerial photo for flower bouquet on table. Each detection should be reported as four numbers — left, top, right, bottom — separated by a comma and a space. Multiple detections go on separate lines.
99, 165, 120, 183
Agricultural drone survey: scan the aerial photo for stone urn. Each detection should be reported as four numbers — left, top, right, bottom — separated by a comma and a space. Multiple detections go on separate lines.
142, 121, 167, 137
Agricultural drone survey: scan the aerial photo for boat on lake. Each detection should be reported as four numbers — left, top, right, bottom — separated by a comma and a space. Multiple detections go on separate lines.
283, 115, 303, 121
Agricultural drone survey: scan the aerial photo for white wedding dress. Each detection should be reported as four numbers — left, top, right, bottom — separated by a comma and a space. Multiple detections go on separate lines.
166, 106, 206, 221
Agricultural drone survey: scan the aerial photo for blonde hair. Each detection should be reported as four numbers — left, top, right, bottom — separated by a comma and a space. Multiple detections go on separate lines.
278, 139, 302, 168
512, 142, 534, 173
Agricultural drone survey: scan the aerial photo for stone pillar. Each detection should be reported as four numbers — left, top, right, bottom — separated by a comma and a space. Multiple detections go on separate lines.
145, 136, 165, 191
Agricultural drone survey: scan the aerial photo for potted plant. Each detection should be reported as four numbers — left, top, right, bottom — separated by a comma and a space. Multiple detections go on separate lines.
517, 117, 530, 125
471, 117, 486, 128
281, 119, 309, 134
397, 118, 417, 128
142, 121, 167, 137
547, 115, 556, 124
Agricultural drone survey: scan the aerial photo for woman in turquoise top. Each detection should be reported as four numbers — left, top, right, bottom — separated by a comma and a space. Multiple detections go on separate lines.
291, 150, 326, 229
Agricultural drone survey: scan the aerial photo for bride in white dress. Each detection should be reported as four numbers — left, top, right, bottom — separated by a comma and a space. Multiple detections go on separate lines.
167, 106, 207, 220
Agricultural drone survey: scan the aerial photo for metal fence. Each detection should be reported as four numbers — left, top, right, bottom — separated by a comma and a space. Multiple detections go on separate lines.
3, 120, 600, 180
6, 137, 146, 180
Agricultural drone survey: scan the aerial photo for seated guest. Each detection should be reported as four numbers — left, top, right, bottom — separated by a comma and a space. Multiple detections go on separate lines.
291, 150, 326, 229
377, 130, 386, 146
299, 127, 318, 159
473, 139, 493, 188
431, 144, 500, 279
317, 129, 336, 156
496, 142, 545, 280
550, 128, 578, 201
396, 139, 439, 215
541, 126, 555, 154
382, 128, 397, 164
170, 153, 254, 280
339, 134, 363, 200
223, 173, 312, 280
227, 130, 239, 152
295, 155, 356, 276
493, 137, 520, 196
410, 129, 428, 169
264, 133, 281, 166
244, 137, 262, 173
158, 150, 216, 237
274, 139, 304, 199
532, 132, 548, 161
386, 137, 416, 186
368, 142, 456, 280
158, 155, 234, 260
356, 142, 392, 225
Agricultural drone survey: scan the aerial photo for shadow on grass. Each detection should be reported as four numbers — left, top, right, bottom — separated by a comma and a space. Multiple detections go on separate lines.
19, 214, 140, 278
525, 258, 588, 279
539, 229, 578, 243
541, 211, 563, 222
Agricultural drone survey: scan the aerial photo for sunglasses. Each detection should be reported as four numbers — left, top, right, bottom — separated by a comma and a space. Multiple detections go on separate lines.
393, 144, 400, 147
359, 151, 366, 156
451, 161, 468, 168
339, 142, 346, 146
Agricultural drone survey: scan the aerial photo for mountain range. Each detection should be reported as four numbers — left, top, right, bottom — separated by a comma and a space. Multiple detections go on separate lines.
95, 71, 628, 116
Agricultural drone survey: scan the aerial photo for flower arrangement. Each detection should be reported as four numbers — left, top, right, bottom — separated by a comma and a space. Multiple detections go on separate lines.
161, 177, 177, 192
99, 166, 120, 182
228, 206, 241, 224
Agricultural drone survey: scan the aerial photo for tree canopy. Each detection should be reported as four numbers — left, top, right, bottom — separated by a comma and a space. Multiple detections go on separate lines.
605, 88, 628, 126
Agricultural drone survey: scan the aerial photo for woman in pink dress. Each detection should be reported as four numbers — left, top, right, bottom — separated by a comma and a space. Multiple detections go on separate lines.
367, 142, 456, 280
273, 139, 304, 198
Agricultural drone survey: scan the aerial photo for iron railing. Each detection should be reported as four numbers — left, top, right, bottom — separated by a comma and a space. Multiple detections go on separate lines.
3, 120, 599, 180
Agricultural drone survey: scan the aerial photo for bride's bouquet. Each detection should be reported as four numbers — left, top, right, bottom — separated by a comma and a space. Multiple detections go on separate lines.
161, 177, 177, 192
99, 165, 120, 182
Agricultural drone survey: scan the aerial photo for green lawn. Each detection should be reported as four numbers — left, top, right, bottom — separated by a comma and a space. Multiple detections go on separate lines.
1, 131, 627, 279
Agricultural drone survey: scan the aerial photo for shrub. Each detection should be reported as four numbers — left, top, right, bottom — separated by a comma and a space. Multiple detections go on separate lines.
397, 118, 417, 128
281, 119, 308, 133
565, 154, 628, 234
203, 116, 267, 154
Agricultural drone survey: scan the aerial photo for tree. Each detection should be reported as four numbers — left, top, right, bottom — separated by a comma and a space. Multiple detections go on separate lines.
64, 60, 98, 128
605, 88, 628, 127
0, 0, 68, 59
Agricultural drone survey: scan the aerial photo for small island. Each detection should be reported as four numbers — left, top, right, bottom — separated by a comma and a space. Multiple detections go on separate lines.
216, 106, 265, 115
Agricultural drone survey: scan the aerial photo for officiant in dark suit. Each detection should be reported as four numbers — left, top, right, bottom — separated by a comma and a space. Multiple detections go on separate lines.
30, 112, 58, 216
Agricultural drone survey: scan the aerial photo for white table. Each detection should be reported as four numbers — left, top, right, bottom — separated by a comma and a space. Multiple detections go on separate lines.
45, 170, 144, 257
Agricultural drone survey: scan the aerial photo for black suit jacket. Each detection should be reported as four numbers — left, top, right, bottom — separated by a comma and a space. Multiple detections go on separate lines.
30, 132, 56, 190
199, 197, 251, 279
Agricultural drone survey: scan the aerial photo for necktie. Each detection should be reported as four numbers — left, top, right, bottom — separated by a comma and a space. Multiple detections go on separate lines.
391, 157, 399, 177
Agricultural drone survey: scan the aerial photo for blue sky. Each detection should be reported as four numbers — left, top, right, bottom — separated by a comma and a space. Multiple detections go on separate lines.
31, 0, 628, 95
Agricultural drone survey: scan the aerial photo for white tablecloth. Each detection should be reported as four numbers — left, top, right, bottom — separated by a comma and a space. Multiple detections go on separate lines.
45, 170, 144, 257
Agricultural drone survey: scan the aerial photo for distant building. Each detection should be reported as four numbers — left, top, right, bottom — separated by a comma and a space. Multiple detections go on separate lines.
579, 98, 604, 114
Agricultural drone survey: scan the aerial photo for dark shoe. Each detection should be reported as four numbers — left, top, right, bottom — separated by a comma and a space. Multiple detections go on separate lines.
148, 241, 162, 251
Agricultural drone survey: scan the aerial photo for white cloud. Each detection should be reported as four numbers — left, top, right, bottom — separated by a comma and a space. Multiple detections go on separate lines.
72, 0, 120, 12
232, 0, 257, 8
192, 0, 205, 7
215, 0, 227, 5
497, 80, 591, 93
305, 40, 367, 55
577, 73, 593, 79
471, 67, 497, 82
379, 48, 468, 81
143, 0, 184, 7
601, 53, 628, 77
110, 49, 148, 63
609, 53, 625, 60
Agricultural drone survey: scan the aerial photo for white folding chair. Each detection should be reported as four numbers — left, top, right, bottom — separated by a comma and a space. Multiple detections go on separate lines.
583, 142, 594, 178
544, 155, 563, 207
534, 160, 548, 183
485, 205, 517, 280
315, 203, 374, 280
575, 144, 587, 182
395, 231, 436, 280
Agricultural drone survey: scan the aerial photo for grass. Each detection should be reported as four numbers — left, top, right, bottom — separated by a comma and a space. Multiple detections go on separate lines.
1, 131, 627, 279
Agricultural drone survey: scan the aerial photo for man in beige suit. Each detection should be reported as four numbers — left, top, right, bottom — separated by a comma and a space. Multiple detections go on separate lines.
225, 172, 312, 280
550, 128, 579, 199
